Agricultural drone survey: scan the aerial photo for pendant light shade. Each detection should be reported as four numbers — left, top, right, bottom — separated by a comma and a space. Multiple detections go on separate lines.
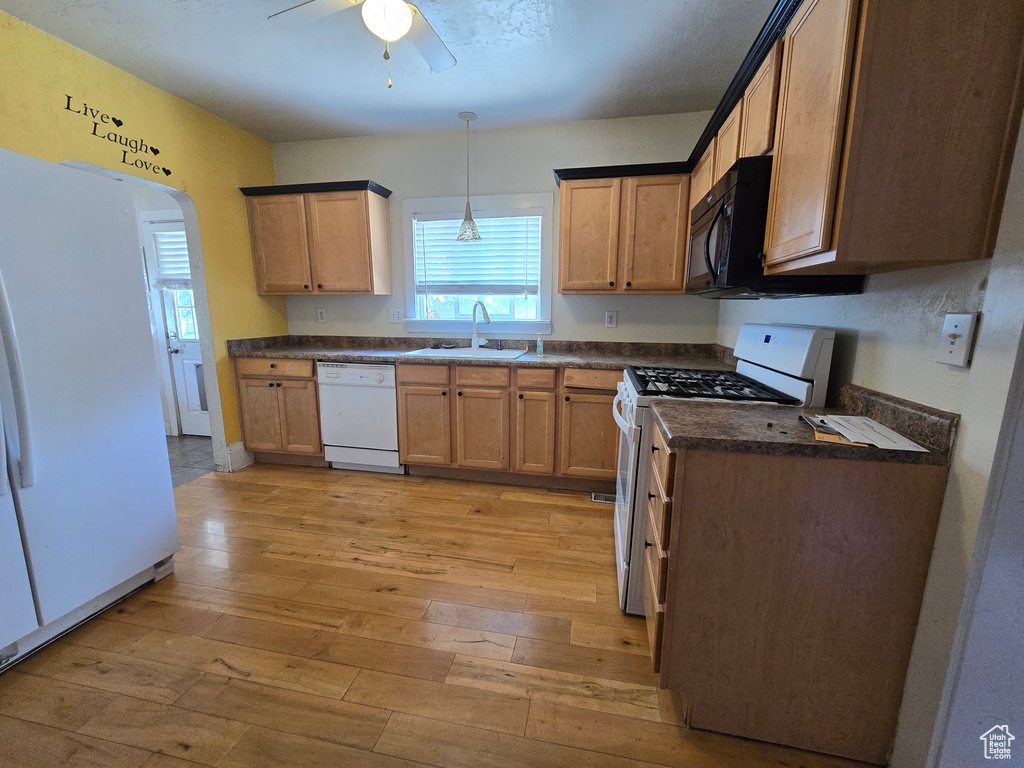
361, 0, 413, 42
457, 111, 482, 242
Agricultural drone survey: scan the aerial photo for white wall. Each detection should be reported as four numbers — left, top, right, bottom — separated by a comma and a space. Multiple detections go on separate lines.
274, 111, 721, 342
717, 121, 1024, 768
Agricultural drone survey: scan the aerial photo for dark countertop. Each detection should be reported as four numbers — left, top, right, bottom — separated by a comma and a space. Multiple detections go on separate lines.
226, 335, 735, 372
652, 391, 956, 466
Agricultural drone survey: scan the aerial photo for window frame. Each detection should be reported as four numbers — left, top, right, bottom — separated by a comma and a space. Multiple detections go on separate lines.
402, 193, 553, 335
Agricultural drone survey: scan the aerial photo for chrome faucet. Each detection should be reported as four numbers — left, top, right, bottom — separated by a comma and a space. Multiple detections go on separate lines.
470, 300, 491, 349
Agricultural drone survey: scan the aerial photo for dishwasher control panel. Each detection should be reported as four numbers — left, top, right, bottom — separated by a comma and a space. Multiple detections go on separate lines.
317, 362, 396, 387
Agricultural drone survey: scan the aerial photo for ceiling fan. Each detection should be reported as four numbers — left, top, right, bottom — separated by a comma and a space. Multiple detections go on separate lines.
269, 0, 457, 78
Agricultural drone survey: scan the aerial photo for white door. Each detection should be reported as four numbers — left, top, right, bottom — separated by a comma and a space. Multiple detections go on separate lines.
165, 288, 210, 436
0, 149, 179, 625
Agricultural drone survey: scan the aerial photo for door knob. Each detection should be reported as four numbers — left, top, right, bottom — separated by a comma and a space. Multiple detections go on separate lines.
167, 347, 181, 354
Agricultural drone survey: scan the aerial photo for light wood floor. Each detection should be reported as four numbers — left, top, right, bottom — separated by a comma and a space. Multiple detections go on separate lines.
0, 465, 871, 768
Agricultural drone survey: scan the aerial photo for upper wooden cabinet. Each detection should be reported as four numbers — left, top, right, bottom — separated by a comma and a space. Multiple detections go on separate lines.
764, 0, 1024, 275
559, 174, 690, 294
739, 40, 782, 158
714, 102, 743, 183
688, 139, 717, 218
242, 181, 393, 295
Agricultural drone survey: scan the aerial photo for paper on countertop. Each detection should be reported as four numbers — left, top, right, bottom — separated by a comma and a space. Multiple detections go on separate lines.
806, 414, 928, 452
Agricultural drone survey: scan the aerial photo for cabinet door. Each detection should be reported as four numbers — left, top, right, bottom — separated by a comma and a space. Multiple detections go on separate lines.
514, 390, 557, 475
398, 385, 451, 466
688, 139, 717, 216
620, 176, 690, 292
455, 388, 510, 471
306, 191, 374, 293
715, 102, 743, 181
558, 178, 622, 292
238, 378, 283, 452
246, 195, 313, 294
764, 0, 859, 267
278, 379, 322, 455
558, 391, 617, 479
740, 40, 783, 157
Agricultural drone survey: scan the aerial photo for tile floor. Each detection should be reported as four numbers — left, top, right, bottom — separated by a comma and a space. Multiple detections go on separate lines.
165, 434, 215, 487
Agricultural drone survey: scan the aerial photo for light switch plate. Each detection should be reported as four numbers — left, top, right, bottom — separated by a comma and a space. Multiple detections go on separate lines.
390, 308, 404, 323
937, 313, 978, 367
605, 311, 617, 328
316, 308, 327, 323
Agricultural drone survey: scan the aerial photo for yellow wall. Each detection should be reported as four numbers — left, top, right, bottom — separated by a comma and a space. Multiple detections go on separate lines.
0, 11, 287, 445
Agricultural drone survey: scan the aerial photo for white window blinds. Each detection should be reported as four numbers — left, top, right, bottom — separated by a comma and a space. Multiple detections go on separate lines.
153, 230, 191, 284
412, 213, 541, 296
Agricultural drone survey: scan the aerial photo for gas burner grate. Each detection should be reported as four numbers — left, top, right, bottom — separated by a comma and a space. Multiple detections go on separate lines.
627, 367, 799, 404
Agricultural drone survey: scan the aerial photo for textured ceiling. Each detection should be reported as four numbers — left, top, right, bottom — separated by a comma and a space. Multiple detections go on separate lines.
1, 0, 776, 142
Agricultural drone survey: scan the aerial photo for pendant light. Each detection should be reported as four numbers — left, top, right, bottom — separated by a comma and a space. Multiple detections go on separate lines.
457, 111, 482, 242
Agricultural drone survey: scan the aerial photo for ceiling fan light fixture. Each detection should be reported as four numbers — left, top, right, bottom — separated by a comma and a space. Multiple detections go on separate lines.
361, 0, 413, 42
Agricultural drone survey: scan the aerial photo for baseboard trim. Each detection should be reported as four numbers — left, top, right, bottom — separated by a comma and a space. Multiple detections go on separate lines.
407, 465, 615, 494
254, 452, 330, 467
226, 441, 255, 472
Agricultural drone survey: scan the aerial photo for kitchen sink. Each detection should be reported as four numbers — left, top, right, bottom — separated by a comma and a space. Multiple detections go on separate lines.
401, 347, 526, 360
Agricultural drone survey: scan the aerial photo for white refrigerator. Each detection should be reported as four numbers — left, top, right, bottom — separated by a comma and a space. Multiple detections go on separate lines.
0, 149, 179, 666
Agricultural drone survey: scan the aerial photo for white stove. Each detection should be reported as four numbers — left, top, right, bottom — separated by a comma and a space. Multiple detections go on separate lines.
611, 324, 836, 615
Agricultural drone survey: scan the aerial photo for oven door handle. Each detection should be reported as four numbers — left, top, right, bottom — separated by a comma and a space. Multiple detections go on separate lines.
612, 387, 640, 443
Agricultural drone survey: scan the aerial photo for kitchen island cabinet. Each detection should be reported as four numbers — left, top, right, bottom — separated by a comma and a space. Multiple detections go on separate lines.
646, 398, 955, 765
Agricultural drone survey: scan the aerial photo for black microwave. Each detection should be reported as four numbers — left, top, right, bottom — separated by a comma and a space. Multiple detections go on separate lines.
686, 156, 863, 299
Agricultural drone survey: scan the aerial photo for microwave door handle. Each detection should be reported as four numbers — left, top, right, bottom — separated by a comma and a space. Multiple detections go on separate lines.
714, 203, 733, 279
704, 203, 728, 283
0, 268, 33, 488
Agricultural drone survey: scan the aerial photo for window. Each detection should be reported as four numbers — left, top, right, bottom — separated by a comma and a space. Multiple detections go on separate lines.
403, 194, 553, 333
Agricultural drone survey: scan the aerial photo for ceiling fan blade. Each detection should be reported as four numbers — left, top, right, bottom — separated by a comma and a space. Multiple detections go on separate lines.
268, 0, 360, 22
407, 4, 456, 72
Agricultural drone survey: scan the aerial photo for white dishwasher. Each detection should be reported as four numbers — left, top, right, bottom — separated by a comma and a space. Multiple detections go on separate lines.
317, 362, 403, 473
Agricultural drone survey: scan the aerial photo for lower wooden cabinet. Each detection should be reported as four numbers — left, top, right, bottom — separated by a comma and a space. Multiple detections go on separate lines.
557, 390, 617, 479
235, 359, 321, 455
396, 363, 618, 484
455, 388, 509, 470
513, 390, 557, 474
397, 385, 451, 466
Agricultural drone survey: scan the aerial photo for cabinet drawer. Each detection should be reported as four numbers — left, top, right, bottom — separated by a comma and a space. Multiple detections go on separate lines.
455, 366, 510, 388
235, 357, 313, 379
651, 423, 676, 491
647, 464, 672, 554
515, 367, 557, 390
562, 368, 622, 391
643, 544, 666, 673
397, 364, 449, 385
645, 501, 668, 602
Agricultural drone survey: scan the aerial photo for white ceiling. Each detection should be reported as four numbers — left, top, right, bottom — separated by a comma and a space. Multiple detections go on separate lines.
1, 0, 776, 143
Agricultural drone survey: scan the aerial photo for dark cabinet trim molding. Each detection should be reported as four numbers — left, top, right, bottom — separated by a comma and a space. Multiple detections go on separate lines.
551, 0, 803, 185
240, 180, 393, 198
553, 162, 692, 186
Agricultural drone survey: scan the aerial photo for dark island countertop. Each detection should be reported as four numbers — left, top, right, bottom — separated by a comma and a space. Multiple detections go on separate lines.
226, 335, 736, 372
652, 385, 959, 466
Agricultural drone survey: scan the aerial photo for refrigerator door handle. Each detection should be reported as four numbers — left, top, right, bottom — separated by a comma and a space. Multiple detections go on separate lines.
0, 269, 33, 488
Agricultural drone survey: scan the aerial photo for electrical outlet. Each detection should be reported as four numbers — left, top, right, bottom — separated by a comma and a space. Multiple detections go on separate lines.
605, 311, 617, 328
316, 308, 327, 323
390, 308, 404, 323
937, 312, 978, 368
